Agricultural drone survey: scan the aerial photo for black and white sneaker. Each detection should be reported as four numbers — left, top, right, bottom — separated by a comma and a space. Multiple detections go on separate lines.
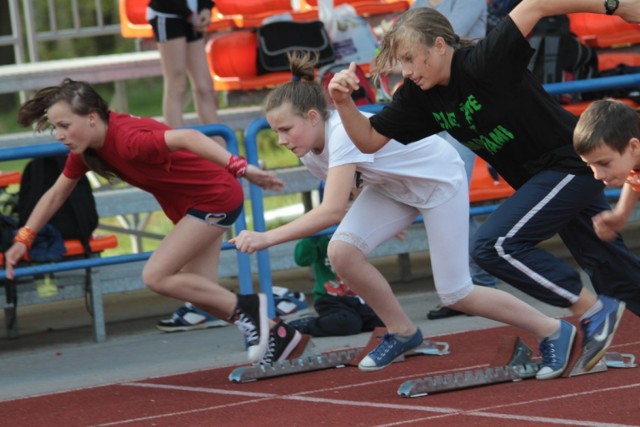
259, 320, 302, 365
229, 293, 269, 363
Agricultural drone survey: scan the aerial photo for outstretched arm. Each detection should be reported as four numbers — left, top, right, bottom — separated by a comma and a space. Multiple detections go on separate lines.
509, 0, 640, 38
165, 128, 285, 191
231, 164, 356, 253
328, 63, 391, 154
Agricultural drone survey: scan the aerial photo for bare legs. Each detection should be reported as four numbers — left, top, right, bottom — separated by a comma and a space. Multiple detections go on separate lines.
142, 216, 237, 319
157, 37, 218, 128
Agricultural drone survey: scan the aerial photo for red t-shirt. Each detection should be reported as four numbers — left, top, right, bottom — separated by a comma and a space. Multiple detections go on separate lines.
63, 112, 243, 224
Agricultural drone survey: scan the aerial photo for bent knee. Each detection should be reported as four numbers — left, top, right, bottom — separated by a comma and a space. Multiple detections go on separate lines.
327, 241, 363, 273
471, 236, 499, 267
439, 283, 474, 307
142, 267, 169, 295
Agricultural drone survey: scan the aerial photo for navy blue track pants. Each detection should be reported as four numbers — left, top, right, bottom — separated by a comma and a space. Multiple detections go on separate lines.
472, 169, 640, 316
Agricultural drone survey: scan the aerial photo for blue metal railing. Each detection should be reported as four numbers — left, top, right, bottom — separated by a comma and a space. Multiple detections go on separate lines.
0, 73, 636, 314
0, 123, 253, 296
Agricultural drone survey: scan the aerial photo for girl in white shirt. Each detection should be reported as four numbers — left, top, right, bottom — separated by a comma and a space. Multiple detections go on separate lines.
232, 52, 570, 378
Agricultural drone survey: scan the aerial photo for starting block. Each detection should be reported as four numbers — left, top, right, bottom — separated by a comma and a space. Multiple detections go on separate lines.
229, 327, 449, 383
398, 335, 637, 398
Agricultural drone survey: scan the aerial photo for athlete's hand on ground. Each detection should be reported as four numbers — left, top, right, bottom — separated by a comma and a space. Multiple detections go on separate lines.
328, 62, 360, 104
229, 230, 269, 254
592, 210, 625, 241
243, 165, 285, 191
3, 242, 27, 280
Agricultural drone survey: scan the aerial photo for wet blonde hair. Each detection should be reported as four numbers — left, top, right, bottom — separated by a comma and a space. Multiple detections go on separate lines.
264, 51, 330, 121
373, 7, 476, 79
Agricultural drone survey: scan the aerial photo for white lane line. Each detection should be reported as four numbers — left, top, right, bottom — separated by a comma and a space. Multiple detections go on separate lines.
104, 379, 640, 427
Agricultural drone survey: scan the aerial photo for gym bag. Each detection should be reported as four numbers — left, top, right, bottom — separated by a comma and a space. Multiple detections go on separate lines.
256, 20, 335, 74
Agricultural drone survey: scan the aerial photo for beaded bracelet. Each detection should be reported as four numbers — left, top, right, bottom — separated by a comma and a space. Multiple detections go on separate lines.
14, 226, 37, 251
225, 155, 248, 177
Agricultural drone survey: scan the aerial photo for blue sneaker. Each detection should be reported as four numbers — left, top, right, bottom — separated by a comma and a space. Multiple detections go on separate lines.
358, 328, 423, 372
580, 295, 626, 371
156, 302, 227, 332
536, 320, 576, 380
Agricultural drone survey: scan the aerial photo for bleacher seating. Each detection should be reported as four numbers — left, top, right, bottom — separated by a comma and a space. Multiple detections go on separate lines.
560, 52, 640, 117
206, 31, 293, 91
468, 157, 514, 204
568, 13, 640, 48
118, 0, 234, 39
214, 0, 319, 28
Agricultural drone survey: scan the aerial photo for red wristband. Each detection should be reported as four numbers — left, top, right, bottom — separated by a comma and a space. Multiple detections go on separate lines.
226, 155, 247, 177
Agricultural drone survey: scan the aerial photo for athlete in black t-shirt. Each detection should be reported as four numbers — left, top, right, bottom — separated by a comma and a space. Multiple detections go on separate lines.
328, 0, 640, 374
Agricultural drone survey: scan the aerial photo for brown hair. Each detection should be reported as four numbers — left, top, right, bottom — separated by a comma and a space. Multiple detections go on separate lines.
264, 51, 330, 121
574, 99, 640, 156
373, 7, 475, 79
17, 78, 118, 181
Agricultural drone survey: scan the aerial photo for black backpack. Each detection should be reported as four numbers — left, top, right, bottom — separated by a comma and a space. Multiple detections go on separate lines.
18, 155, 98, 254
527, 15, 599, 103
256, 20, 335, 75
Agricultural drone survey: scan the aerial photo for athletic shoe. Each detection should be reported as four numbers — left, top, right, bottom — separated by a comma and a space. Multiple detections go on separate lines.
580, 295, 626, 371
228, 293, 269, 363
259, 320, 302, 365
358, 328, 423, 372
426, 305, 467, 320
536, 319, 576, 380
156, 303, 227, 332
272, 286, 308, 317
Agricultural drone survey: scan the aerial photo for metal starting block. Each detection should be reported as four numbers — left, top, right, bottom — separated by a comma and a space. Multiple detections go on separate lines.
398, 335, 637, 398
569, 352, 637, 376
229, 348, 361, 383
229, 327, 449, 383
398, 337, 540, 398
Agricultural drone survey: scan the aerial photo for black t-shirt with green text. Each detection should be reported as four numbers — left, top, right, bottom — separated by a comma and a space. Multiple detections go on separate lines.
370, 16, 589, 189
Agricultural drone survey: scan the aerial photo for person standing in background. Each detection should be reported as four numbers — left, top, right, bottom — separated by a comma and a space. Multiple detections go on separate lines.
147, 0, 220, 129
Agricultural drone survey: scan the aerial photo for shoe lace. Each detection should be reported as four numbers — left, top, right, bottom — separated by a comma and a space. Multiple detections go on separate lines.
370, 334, 397, 360
259, 333, 277, 365
234, 311, 258, 344
539, 338, 557, 365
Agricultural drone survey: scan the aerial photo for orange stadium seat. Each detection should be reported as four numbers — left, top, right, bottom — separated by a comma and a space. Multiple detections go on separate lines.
119, 0, 153, 38
469, 157, 514, 204
205, 30, 293, 91
118, 0, 233, 38
559, 52, 640, 117
0, 171, 21, 188
214, 0, 318, 28
0, 234, 119, 266
597, 52, 640, 71
568, 13, 640, 48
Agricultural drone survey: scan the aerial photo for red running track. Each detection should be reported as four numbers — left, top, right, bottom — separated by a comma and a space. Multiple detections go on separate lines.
2, 314, 639, 427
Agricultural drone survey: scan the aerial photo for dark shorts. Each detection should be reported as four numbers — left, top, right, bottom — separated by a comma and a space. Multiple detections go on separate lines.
186, 204, 243, 229
149, 16, 203, 43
